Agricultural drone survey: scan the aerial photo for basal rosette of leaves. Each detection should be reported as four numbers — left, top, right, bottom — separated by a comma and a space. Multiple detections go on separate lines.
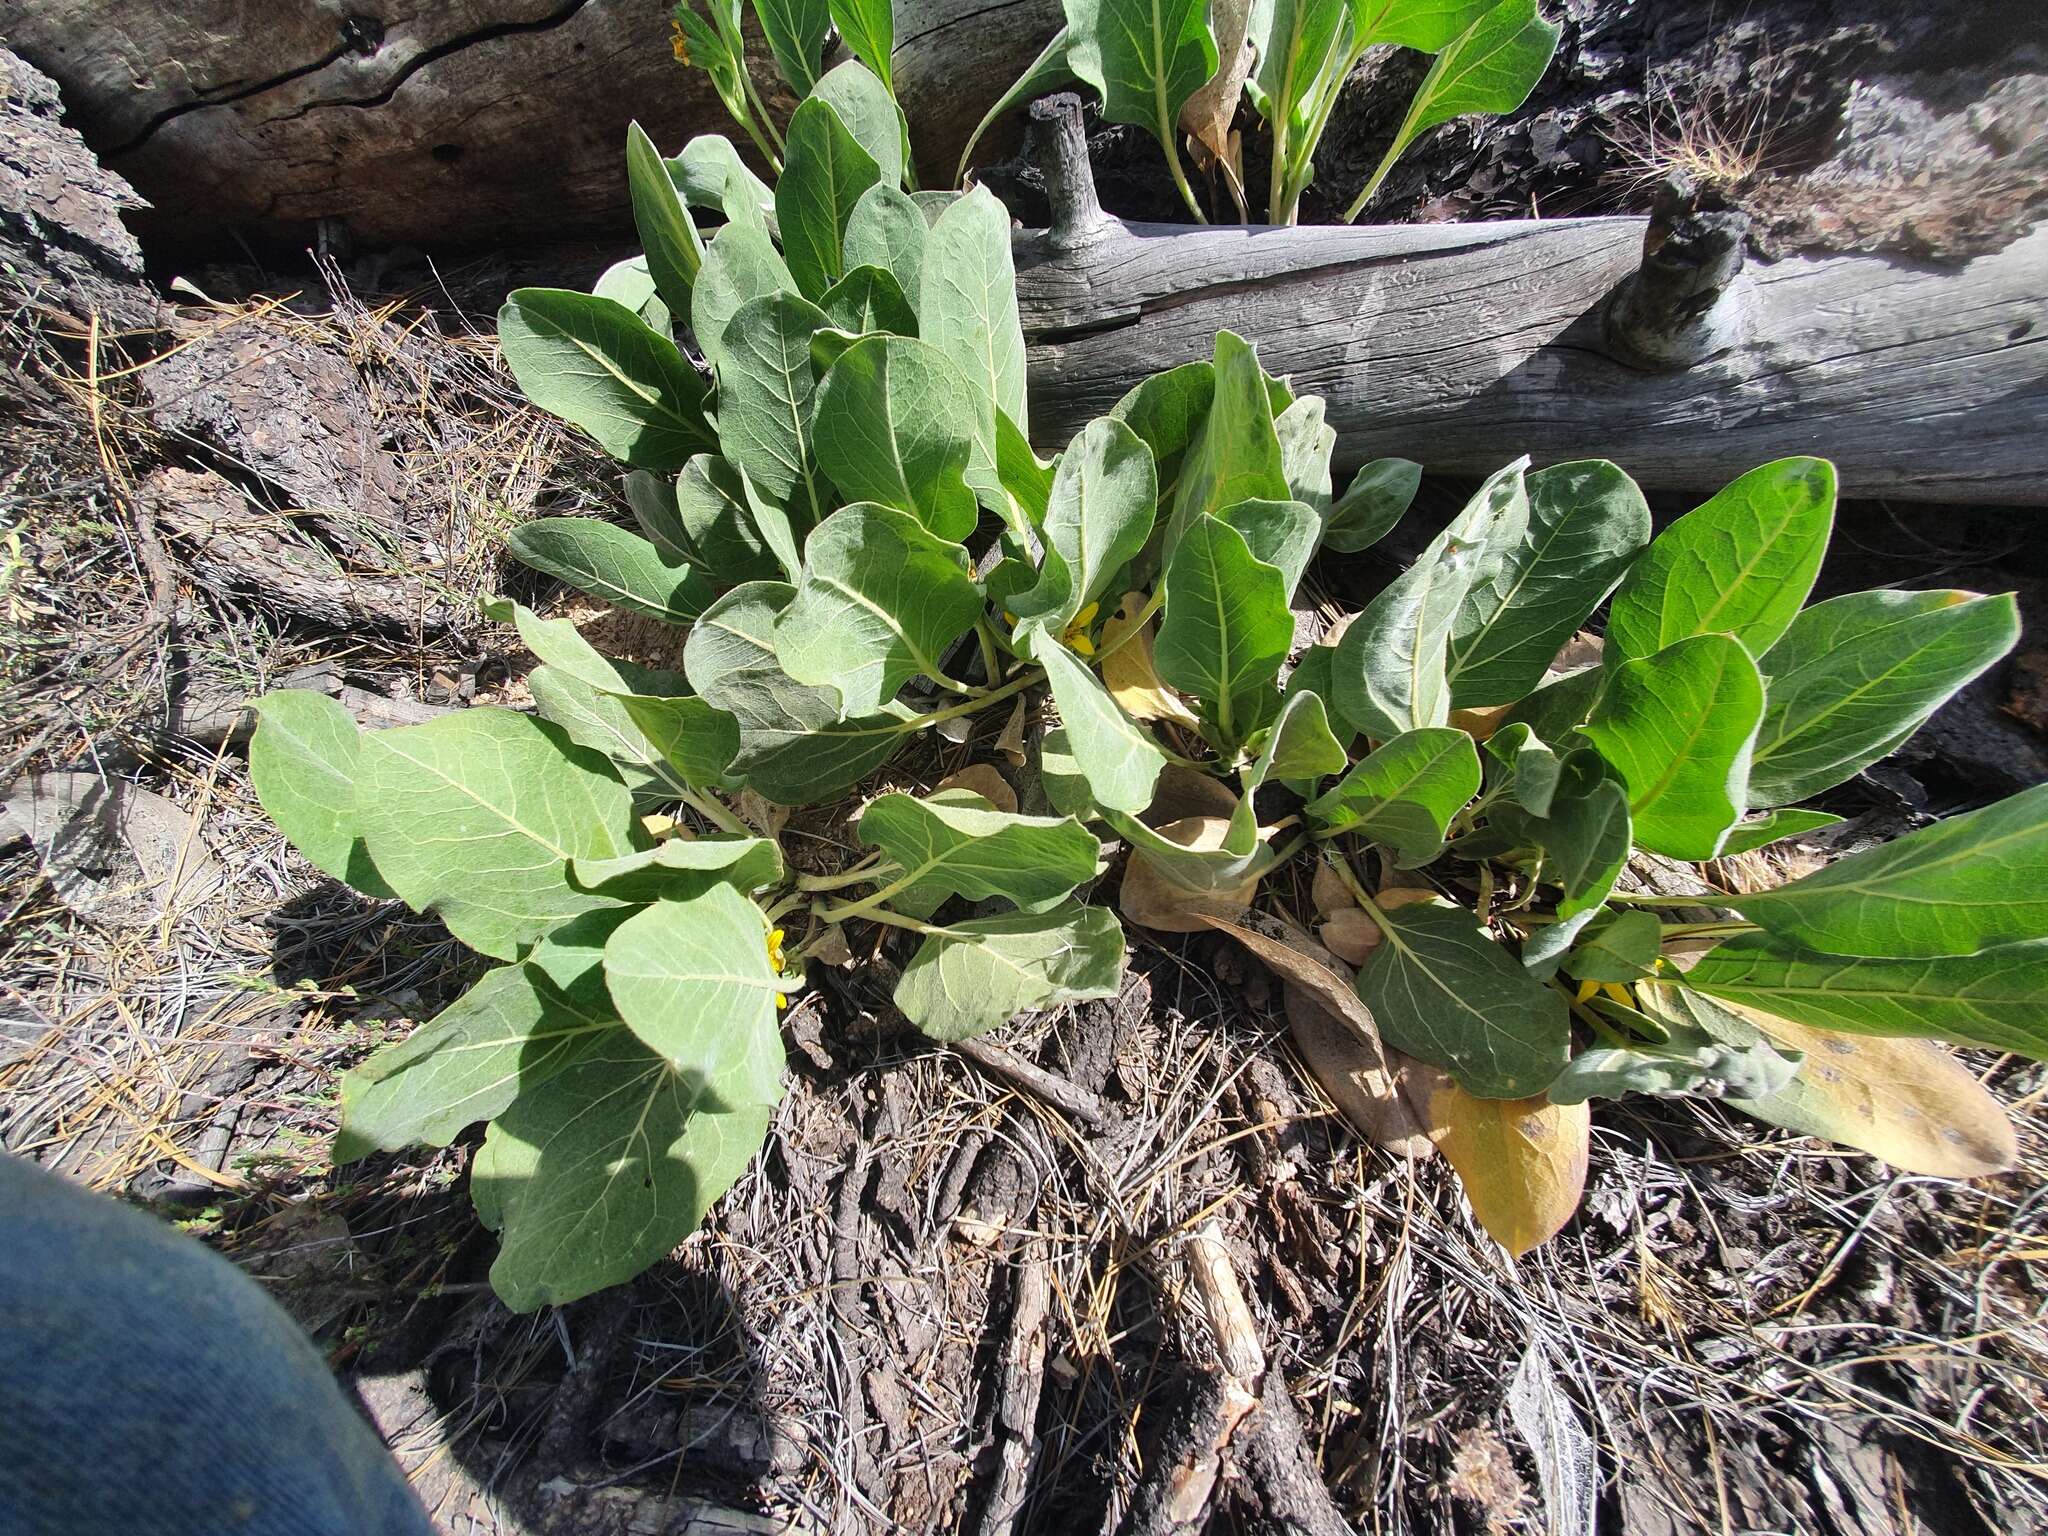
249, 72, 2040, 1305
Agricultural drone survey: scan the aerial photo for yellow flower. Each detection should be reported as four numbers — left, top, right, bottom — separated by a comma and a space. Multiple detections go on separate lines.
670, 17, 691, 63
766, 927, 788, 1009
1574, 978, 1637, 1009
1062, 601, 1100, 657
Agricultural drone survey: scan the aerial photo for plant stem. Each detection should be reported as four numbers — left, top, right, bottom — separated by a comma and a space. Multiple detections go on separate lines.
812, 865, 929, 924
739, 66, 786, 155
810, 900, 944, 937
1162, 131, 1209, 224
679, 788, 752, 838
1268, 831, 1310, 867
795, 854, 898, 893
1608, 890, 1725, 908
906, 667, 1042, 733
974, 618, 1003, 688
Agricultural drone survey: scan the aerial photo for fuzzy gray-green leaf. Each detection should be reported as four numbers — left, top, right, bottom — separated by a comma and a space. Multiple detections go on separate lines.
895, 903, 1124, 1041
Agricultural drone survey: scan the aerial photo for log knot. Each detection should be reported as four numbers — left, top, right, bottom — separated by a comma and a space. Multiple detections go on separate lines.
1602, 170, 1751, 371
1027, 92, 1115, 255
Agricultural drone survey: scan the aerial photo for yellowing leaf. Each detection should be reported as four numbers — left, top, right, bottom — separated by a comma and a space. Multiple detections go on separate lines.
1120, 816, 1265, 932
1418, 1065, 1588, 1257
934, 763, 1019, 815
1194, 908, 1432, 1155
1102, 591, 1201, 727
1320, 908, 1380, 965
1727, 1006, 2017, 1178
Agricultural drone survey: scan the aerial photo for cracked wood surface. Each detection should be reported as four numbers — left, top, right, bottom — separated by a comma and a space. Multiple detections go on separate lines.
1016, 217, 2048, 504
3, 0, 1060, 245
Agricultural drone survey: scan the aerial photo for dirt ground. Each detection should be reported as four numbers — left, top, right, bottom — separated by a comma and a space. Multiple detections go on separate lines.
4, 244, 2047, 1536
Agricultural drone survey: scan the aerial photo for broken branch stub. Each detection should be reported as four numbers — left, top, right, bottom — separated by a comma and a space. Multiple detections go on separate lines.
1602, 170, 1752, 371
1028, 92, 1114, 255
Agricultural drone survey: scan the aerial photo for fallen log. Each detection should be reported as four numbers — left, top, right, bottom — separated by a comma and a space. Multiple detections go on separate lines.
1011, 93, 2046, 506
1015, 211, 2048, 504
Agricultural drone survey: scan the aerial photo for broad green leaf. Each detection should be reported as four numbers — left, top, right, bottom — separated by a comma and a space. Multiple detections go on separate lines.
1512, 749, 1631, 977
1305, 727, 1479, 865
625, 468, 691, 563
813, 334, 989, 543
1008, 417, 1157, 636
1166, 333, 1287, 554
957, 25, 1079, 183
1253, 0, 1349, 142
1447, 458, 1649, 708
1484, 721, 1559, 817
604, 887, 790, 1082
1349, 0, 1499, 51
1332, 459, 1526, 739
499, 288, 714, 470
1605, 457, 1836, 664
1685, 933, 2048, 1061
755, 0, 831, 94
1322, 457, 1419, 553
894, 902, 1124, 1041
1219, 498, 1319, 601
528, 665, 734, 803
1498, 663, 1602, 743
920, 185, 1029, 431
248, 690, 396, 897
776, 96, 883, 301
571, 836, 784, 901
1245, 689, 1348, 792
1332, 537, 1477, 740
1559, 908, 1660, 982
505, 517, 715, 624
1546, 1019, 1801, 1106
859, 792, 1101, 908
1032, 638, 1168, 816
819, 265, 918, 336
672, 455, 787, 586
490, 599, 738, 791
685, 580, 844, 736
716, 292, 831, 527
1155, 512, 1294, 745
668, 135, 775, 223
845, 183, 928, 311
1710, 1005, 2017, 1177
593, 257, 670, 333
626, 120, 702, 319
473, 1030, 773, 1310
1415, 1067, 1587, 1256
1346, 0, 1558, 219
356, 709, 640, 960
1109, 359, 1214, 469
1109, 806, 1274, 896
1068, 0, 1220, 167
334, 962, 616, 1161
828, 0, 897, 93
1580, 633, 1763, 860
1725, 783, 2048, 959
691, 217, 797, 377
812, 59, 905, 190
773, 502, 981, 714
1717, 809, 1844, 856
1750, 590, 2019, 806
1272, 395, 1336, 517
996, 408, 1056, 526
1353, 898, 1571, 1097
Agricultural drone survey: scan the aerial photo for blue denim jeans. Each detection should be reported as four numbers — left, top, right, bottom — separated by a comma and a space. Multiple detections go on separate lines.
0, 1153, 434, 1535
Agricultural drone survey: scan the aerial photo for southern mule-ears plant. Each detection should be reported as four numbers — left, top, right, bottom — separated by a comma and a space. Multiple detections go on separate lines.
250, 83, 2037, 1308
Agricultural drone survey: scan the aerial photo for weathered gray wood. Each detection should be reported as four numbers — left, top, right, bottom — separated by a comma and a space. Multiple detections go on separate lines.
1016, 218, 2048, 504
3, 0, 1061, 247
